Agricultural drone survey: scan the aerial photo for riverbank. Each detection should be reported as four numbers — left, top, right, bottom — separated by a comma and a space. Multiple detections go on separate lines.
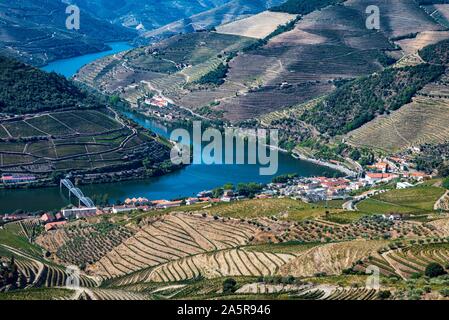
292, 149, 358, 177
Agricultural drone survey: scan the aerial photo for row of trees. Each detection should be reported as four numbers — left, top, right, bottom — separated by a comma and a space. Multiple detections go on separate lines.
270, 0, 344, 15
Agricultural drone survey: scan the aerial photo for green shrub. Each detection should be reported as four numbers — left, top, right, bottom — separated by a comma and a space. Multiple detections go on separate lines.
377, 290, 392, 300
425, 263, 447, 278
222, 278, 237, 294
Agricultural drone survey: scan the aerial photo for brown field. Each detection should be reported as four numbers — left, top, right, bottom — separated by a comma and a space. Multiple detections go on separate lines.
396, 31, 449, 55
422, 4, 449, 28
279, 240, 386, 277
86, 213, 259, 279
216, 11, 297, 39
346, 0, 443, 38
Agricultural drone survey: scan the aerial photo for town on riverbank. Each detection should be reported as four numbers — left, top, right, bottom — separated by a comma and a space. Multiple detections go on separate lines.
1, 150, 436, 229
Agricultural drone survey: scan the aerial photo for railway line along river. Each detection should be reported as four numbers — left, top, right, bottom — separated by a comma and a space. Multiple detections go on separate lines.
0, 42, 338, 213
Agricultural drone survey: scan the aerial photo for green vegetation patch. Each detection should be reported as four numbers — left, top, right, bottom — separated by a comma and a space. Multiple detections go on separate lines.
358, 186, 445, 215
420, 38, 449, 65
203, 198, 341, 221
301, 64, 445, 136
0, 288, 73, 300
271, 0, 345, 15
0, 55, 102, 114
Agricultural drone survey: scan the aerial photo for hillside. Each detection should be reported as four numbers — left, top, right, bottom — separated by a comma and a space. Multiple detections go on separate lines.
0, 56, 100, 114
345, 36, 449, 153
215, 11, 298, 39
141, 0, 287, 42
77, 0, 398, 123
2, 184, 449, 299
0, 0, 134, 66
0, 56, 176, 186
73, 0, 234, 31
270, 0, 345, 14
301, 64, 445, 136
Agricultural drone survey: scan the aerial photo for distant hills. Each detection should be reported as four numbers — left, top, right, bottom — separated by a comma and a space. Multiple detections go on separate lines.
140, 0, 287, 42
0, 0, 135, 66
0, 0, 285, 66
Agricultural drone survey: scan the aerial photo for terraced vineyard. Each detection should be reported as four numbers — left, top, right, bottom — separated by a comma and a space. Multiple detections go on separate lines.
279, 240, 387, 278
0, 244, 98, 290
0, 108, 173, 183
347, 95, 449, 152
356, 242, 449, 279
87, 213, 258, 279
145, 248, 296, 283
36, 222, 134, 267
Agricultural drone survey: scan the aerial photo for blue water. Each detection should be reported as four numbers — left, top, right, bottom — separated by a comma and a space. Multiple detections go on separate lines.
42, 42, 133, 78
0, 43, 337, 213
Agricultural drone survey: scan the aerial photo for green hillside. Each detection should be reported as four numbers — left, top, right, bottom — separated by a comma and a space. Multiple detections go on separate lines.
0, 56, 101, 114
301, 64, 445, 136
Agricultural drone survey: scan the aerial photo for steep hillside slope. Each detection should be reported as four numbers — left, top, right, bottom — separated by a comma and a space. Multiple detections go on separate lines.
140, 0, 287, 42
73, 0, 449, 128
0, 56, 99, 114
346, 0, 444, 38
72, 0, 233, 30
0, 56, 176, 186
346, 38, 449, 152
0, 0, 134, 66
301, 64, 445, 136
215, 11, 297, 39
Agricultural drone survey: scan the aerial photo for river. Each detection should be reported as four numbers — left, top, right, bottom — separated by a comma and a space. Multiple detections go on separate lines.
0, 42, 337, 213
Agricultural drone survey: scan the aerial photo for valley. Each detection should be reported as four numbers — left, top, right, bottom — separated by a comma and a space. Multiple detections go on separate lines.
1, 0, 449, 303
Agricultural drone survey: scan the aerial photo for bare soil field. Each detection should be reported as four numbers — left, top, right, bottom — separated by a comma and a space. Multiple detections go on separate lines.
396, 31, 449, 55
216, 11, 297, 39
87, 213, 259, 279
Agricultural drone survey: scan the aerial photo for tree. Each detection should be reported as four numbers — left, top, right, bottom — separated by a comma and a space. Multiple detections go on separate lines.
212, 187, 224, 198
222, 278, 237, 294
425, 263, 446, 278
350, 149, 361, 161
377, 290, 391, 300
443, 177, 449, 190
222, 183, 234, 191
237, 183, 263, 198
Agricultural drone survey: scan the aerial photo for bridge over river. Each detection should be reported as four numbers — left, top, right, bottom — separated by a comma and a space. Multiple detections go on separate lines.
60, 179, 95, 208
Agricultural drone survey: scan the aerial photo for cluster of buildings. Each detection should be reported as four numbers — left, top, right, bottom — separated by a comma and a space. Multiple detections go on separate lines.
261, 156, 432, 203
111, 192, 240, 214
144, 95, 169, 108
265, 177, 362, 202
365, 157, 431, 186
